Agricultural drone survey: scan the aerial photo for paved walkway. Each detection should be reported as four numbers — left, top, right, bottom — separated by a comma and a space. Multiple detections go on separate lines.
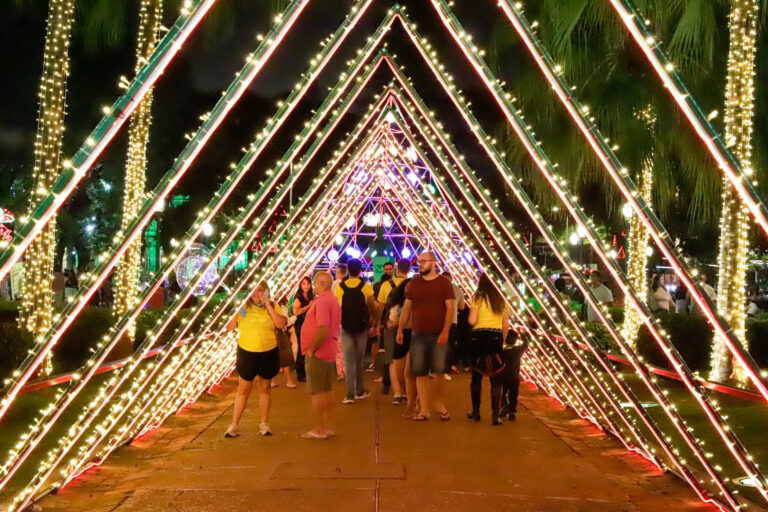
38, 374, 713, 512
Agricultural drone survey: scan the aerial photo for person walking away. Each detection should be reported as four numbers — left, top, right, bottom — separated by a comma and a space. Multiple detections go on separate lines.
378, 259, 409, 402
225, 282, 286, 437
293, 276, 315, 382
442, 271, 465, 378
397, 252, 454, 421
331, 263, 348, 294
335, 258, 375, 403
332, 263, 348, 379
466, 273, 509, 425
650, 274, 676, 313
273, 297, 298, 389
301, 272, 341, 439
585, 271, 613, 322
553, 277, 571, 307
388, 278, 415, 412
687, 273, 717, 315
499, 329, 528, 421
369, 262, 394, 375
52, 266, 66, 308
64, 269, 78, 299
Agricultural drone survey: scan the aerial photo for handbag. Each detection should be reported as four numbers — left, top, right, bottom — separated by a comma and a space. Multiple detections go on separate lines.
275, 328, 294, 367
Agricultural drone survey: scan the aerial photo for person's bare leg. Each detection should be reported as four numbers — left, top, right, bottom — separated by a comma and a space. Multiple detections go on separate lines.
258, 378, 272, 424
389, 360, 403, 397
322, 392, 334, 435
370, 340, 379, 367
415, 375, 431, 417
283, 366, 297, 387
232, 377, 254, 427
403, 354, 418, 417
309, 393, 325, 434
433, 374, 447, 414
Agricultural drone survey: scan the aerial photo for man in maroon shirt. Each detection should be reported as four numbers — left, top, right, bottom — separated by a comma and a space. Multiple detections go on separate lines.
396, 252, 455, 421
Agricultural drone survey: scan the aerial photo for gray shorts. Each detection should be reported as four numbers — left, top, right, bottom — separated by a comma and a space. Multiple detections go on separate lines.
410, 332, 450, 377
306, 356, 335, 394
381, 327, 396, 365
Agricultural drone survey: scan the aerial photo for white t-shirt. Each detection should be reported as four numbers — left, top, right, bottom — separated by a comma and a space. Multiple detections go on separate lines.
586, 284, 613, 322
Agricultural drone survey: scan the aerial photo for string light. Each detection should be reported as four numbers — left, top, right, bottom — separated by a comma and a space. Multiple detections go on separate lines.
0, 0, 219, 282
711, 0, 759, 385
622, 105, 656, 347
19, 0, 76, 376
113, 0, 165, 338
3, 4, 766, 512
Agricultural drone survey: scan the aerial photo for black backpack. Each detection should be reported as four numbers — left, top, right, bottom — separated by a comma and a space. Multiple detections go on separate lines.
339, 280, 369, 334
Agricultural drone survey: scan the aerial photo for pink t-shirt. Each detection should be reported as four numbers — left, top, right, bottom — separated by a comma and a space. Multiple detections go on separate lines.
300, 290, 341, 363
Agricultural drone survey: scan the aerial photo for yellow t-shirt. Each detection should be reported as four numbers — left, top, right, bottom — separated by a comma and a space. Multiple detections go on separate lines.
473, 298, 507, 330
334, 277, 374, 305
377, 276, 406, 304
237, 304, 278, 352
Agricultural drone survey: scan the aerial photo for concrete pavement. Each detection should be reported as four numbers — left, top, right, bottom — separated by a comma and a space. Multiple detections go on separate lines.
36, 373, 714, 512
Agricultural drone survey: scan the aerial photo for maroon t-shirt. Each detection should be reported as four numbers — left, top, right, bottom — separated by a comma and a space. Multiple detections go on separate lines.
405, 275, 455, 334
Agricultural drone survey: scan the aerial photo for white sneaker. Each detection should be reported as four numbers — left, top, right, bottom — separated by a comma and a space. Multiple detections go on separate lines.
342, 396, 355, 404
224, 425, 240, 438
259, 423, 272, 436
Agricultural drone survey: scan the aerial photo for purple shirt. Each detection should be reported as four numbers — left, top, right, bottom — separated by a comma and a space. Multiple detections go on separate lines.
300, 290, 341, 363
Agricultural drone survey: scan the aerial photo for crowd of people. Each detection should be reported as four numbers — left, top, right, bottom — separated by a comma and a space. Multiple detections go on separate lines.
552, 268, 763, 319
224, 251, 528, 440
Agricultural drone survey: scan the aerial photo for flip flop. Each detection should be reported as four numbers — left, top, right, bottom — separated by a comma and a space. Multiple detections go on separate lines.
438, 410, 451, 421
412, 413, 431, 421
300, 431, 329, 439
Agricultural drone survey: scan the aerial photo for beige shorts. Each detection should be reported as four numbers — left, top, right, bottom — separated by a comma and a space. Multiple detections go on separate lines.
306, 356, 335, 394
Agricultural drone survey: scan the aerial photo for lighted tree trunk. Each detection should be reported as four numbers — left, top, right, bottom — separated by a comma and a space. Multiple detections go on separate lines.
621, 108, 655, 347
711, 0, 759, 384
113, 0, 164, 352
19, 0, 76, 375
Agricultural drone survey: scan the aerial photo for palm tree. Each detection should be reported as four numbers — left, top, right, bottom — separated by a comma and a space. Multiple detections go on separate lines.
710, 0, 761, 384
112, 0, 164, 346
19, 0, 77, 375
487, 1, 766, 364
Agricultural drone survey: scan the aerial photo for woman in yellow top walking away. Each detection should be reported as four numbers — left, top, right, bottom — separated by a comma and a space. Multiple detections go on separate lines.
225, 281, 286, 438
466, 274, 509, 425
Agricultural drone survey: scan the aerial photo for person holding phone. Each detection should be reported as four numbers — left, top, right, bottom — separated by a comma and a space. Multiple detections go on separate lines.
225, 281, 286, 438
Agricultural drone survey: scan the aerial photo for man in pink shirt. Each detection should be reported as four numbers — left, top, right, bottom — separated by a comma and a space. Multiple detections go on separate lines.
300, 272, 341, 439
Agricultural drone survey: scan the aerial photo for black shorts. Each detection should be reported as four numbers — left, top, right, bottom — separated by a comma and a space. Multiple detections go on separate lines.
470, 329, 505, 377
236, 346, 280, 381
393, 329, 411, 360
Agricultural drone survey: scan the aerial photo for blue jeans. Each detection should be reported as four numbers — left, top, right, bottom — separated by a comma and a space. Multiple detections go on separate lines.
340, 329, 368, 398
410, 332, 450, 377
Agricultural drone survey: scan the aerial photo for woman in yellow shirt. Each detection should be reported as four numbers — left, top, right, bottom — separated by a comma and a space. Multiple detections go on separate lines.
467, 274, 509, 425
225, 281, 286, 438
